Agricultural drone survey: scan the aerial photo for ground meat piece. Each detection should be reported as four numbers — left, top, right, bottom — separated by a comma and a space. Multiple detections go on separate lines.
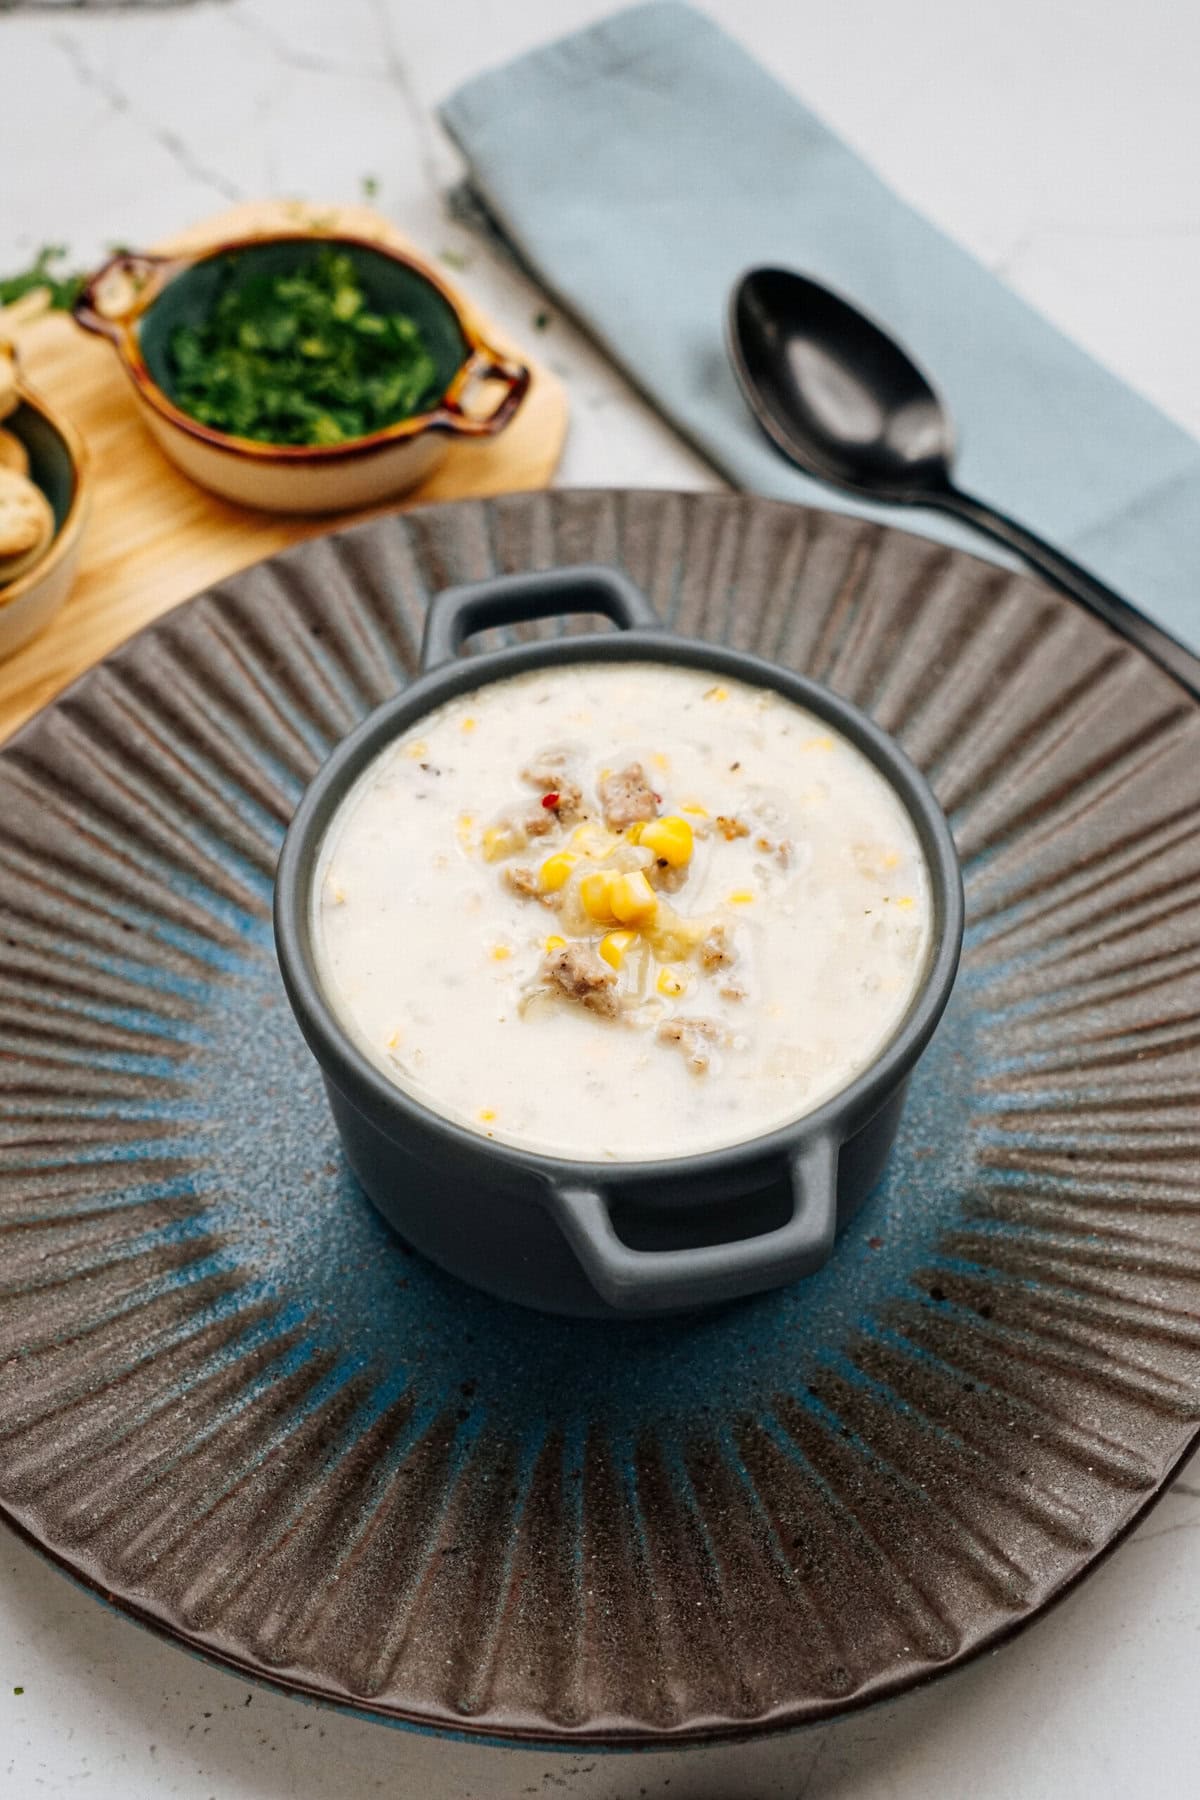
559, 783, 587, 826
521, 805, 559, 839
699, 923, 735, 971
599, 762, 659, 830
544, 943, 620, 1017
718, 980, 747, 1002
716, 814, 749, 841
504, 865, 541, 899
546, 779, 586, 825
522, 756, 586, 826
657, 1015, 722, 1073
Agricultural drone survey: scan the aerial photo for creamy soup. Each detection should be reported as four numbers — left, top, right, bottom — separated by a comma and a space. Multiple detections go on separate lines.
313, 663, 933, 1162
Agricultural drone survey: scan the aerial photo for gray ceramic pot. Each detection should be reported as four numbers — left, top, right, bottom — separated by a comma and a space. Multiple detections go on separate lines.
274, 564, 963, 1318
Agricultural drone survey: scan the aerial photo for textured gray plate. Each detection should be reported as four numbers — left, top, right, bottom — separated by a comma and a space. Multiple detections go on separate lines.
2, 490, 1200, 1748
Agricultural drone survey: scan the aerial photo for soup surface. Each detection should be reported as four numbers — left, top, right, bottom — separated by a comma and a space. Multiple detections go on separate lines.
313, 662, 933, 1162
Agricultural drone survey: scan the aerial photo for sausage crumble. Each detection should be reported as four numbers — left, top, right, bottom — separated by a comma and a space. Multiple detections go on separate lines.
598, 762, 659, 831
543, 942, 621, 1017
657, 1015, 723, 1073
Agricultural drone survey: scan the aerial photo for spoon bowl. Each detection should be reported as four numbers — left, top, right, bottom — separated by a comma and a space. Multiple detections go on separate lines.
729, 268, 952, 497
727, 265, 1200, 699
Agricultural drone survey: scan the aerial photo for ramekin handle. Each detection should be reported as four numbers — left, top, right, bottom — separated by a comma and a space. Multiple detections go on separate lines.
73, 250, 180, 342
433, 344, 530, 438
549, 1138, 839, 1314
419, 565, 658, 672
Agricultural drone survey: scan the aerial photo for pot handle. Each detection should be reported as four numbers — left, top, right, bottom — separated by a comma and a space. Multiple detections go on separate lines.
550, 1136, 840, 1314
431, 344, 531, 439
419, 565, 659, 672
73, 249, 181, 341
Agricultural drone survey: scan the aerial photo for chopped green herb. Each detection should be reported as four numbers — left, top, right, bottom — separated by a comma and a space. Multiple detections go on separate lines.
533, 310, 551, 331
0, 245, 85, 312
12, 1686, 23, 1696
166, 248, 443, 446
360, 175, 380, 200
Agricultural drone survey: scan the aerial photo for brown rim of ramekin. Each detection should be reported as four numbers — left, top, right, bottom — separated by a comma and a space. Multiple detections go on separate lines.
0, 384, 90, 616
72, 229, 531, 463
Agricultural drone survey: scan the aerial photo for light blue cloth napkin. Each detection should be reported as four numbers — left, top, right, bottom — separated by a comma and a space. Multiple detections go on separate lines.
441, 1, 1200, 649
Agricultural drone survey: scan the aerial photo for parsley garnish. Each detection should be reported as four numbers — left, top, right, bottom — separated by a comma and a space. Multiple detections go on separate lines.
167, 248, 443, 446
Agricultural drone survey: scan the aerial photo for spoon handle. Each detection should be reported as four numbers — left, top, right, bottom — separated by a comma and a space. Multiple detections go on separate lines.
939, 487, 1200, 701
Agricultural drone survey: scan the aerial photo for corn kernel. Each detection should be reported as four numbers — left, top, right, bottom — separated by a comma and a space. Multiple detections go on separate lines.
640, 815, 694, 868
650, 752, 670, 772
609, 870, 659, 927
704, 684, 729, 701
657, 965, 688, 998
570, 822, 616, 858
728, 889, 755, 905
385, 1029, 402, 1050
490, 943, 512, 961
403, 739, 428, 760
681, 801, 709, 817
625, 821, 643, 845
482, 824, 520, 862
478, 1107, 496, 1122
599, 929, 637, 970
580, 869, 619, 923
894, 895, 915, 910
461, 716, 478, 733
539, 851, 579, 893
803, 734, 834, 752
544, 933, 566, 952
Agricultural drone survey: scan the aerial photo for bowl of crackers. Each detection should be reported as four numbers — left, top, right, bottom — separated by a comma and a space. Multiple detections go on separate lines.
0, 329, 90, 661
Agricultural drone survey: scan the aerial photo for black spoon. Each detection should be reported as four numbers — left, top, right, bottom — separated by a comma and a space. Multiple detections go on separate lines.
728, 266, 1200, 699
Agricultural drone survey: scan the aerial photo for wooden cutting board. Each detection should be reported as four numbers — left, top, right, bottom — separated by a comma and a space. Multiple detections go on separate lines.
0, 200, 568, 742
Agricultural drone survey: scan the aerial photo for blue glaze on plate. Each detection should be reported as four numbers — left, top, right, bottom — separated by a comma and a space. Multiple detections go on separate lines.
1, 494, 1197, 1748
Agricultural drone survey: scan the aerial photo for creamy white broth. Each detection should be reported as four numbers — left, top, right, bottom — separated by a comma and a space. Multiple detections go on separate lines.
313, 662, 932, 1162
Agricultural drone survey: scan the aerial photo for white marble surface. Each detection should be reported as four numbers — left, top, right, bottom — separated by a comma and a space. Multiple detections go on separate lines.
2, 0, 1200, 1793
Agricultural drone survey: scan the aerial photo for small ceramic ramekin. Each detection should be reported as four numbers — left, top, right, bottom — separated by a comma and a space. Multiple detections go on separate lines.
274, 566, 964, 1319
0, 381, 90, 662
73, 230, 530, 515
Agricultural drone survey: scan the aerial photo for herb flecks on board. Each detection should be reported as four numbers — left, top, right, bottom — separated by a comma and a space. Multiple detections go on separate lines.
0, 246, 85, 312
